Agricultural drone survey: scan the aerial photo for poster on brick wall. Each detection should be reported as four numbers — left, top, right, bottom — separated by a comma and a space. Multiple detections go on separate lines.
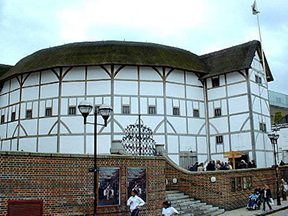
127, 168, 146, 201
98, 167, 120, 206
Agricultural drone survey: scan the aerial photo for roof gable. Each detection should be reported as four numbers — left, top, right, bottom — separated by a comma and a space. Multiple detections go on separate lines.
200, 40, 273, 81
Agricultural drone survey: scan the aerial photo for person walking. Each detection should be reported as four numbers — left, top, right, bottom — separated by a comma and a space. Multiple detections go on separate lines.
281, 178, 288, 201
162, 201, 179, 216
261, 185, 272, 211
127, 189, 145, 216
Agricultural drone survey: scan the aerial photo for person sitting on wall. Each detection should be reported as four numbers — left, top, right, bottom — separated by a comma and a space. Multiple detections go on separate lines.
197, 163, 204, 172
206, 161, 216, 171
280, 160, 286, 166
189, 162, 198, 171
248, 160, 257, 168
239, 160, 248, 169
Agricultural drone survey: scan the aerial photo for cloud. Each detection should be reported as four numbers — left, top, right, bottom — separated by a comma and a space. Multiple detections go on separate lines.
57, 0, 211, 41
0, 0, 287, 93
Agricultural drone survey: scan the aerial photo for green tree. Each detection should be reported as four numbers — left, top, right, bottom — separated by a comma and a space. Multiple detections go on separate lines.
274, 111, 283, 123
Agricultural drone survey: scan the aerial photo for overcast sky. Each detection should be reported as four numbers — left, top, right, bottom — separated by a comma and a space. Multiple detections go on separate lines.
0, 0, 287, 94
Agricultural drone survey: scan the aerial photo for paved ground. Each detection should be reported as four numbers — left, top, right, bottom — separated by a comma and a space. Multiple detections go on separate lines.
221, 199, 288, 216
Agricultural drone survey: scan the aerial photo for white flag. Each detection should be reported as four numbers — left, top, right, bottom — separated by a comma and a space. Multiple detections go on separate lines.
252, 0, 260, 15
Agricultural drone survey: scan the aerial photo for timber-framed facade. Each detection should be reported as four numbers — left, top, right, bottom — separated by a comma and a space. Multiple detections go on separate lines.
0, 40, 274, 167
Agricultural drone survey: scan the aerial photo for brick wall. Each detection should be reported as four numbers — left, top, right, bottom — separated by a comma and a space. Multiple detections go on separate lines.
165, 156, 288, 210
0, 152, 166, 216
2, 151, 288, 215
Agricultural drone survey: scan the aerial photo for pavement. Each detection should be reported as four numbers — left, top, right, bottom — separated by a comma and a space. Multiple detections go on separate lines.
221, 199, 288, 216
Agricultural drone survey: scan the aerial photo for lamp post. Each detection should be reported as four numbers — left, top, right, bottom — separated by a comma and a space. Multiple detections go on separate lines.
78, 100, 113, 216
268, 132, 281, 206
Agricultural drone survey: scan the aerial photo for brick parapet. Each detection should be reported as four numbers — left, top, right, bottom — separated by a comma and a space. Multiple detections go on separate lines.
164, 155, 288, 210
0, 151, 166, 216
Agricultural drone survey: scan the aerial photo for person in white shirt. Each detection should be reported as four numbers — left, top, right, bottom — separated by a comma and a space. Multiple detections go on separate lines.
127, 189, 145, 216
162, 201, 179, 216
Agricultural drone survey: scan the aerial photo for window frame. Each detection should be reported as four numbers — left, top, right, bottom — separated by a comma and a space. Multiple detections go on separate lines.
122, 105, 130, 114
11, 112, 16, 121
212, 77, 220, 87
45, 107, 52, 117
148, 106, 157, 115
193, 109, 199, 118
1, 114, 5, 124
26, 109, 33, 119
214, 108, 222, 117
68, 106, 77, 115
255, 75, 262, 84
259, 122, 267, 132
216, 135, 223, 144
173, 107, 180, 116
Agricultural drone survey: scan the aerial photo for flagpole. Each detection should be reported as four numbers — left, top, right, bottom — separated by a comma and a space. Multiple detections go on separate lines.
253, 0, 266, 80
256, 12, 266, 80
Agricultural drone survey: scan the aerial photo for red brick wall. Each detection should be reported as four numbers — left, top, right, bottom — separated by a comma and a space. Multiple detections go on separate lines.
0, 152, 166, 216
165, 157, 288, 210
2, 152, 288, 215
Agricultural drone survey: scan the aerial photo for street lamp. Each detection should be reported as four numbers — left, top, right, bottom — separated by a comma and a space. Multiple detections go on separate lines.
78, 100, 113, 216
268, 132, 281, 206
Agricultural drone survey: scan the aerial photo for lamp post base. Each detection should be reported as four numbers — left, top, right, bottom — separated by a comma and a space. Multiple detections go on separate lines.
277, 195, 281, 205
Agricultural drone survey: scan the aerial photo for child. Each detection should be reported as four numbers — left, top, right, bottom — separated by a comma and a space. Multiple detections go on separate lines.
127, 189, 145, 216
162, 201, 179, 216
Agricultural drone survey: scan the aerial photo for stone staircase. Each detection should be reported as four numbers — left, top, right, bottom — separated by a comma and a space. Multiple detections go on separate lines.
166, 190, 225, 216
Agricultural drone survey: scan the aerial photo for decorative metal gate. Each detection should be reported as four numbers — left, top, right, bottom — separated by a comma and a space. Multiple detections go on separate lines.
122, 116, 156, 156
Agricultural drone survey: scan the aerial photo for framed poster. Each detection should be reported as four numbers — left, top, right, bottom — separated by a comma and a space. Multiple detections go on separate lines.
98, 167, 120, 206
127, 168, 146, 201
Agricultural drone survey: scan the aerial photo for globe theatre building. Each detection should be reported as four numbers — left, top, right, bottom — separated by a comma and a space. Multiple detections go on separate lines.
0, 40, 274, 167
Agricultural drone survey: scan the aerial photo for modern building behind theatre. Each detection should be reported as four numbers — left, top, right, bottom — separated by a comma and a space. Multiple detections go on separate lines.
0, 40, 275, 167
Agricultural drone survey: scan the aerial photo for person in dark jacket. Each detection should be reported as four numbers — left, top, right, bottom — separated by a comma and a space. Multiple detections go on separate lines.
206, 161, 215, 171
261, 185, 272, 211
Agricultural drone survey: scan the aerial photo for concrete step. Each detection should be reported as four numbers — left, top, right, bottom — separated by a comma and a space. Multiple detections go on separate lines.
171, 198, 197, 204
168, 194, 190, 200
165, 190, 225, 216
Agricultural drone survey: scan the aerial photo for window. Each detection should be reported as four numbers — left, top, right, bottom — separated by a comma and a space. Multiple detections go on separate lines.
122, 105, 130, 114
212, 77, 220, 87
1, 115, 4, 124
11, 112, 16, 121
148, 106, 156, 115
216, 135, 223, 144
193, 109, 199, 117
214, 108, 222, 117
255, 75, 262, 84
259, 122, 267, 132
26, 109, 32, 119
45, 107, 52, 117
68, 106, 77, 115
173, 107, 180, 116
231, 176, 252, 192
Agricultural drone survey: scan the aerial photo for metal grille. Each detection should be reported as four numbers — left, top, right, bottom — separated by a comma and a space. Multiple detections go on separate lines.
122, 117, 156, 156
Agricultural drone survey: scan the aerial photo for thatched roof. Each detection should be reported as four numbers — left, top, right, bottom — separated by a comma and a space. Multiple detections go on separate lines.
0, 40, 273, 82
0, 64, 13, 77
0, 41, 207, 81
200, 40, 273, 81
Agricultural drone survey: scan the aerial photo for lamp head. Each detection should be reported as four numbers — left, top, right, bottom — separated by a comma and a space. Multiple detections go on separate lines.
98, 104, 113, 126
268, 133, 275, 140
275, 134, 280, 140
78, 100, 93, 124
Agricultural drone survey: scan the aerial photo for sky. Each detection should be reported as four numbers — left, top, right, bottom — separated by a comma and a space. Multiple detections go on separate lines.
0, 0, 287, 94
